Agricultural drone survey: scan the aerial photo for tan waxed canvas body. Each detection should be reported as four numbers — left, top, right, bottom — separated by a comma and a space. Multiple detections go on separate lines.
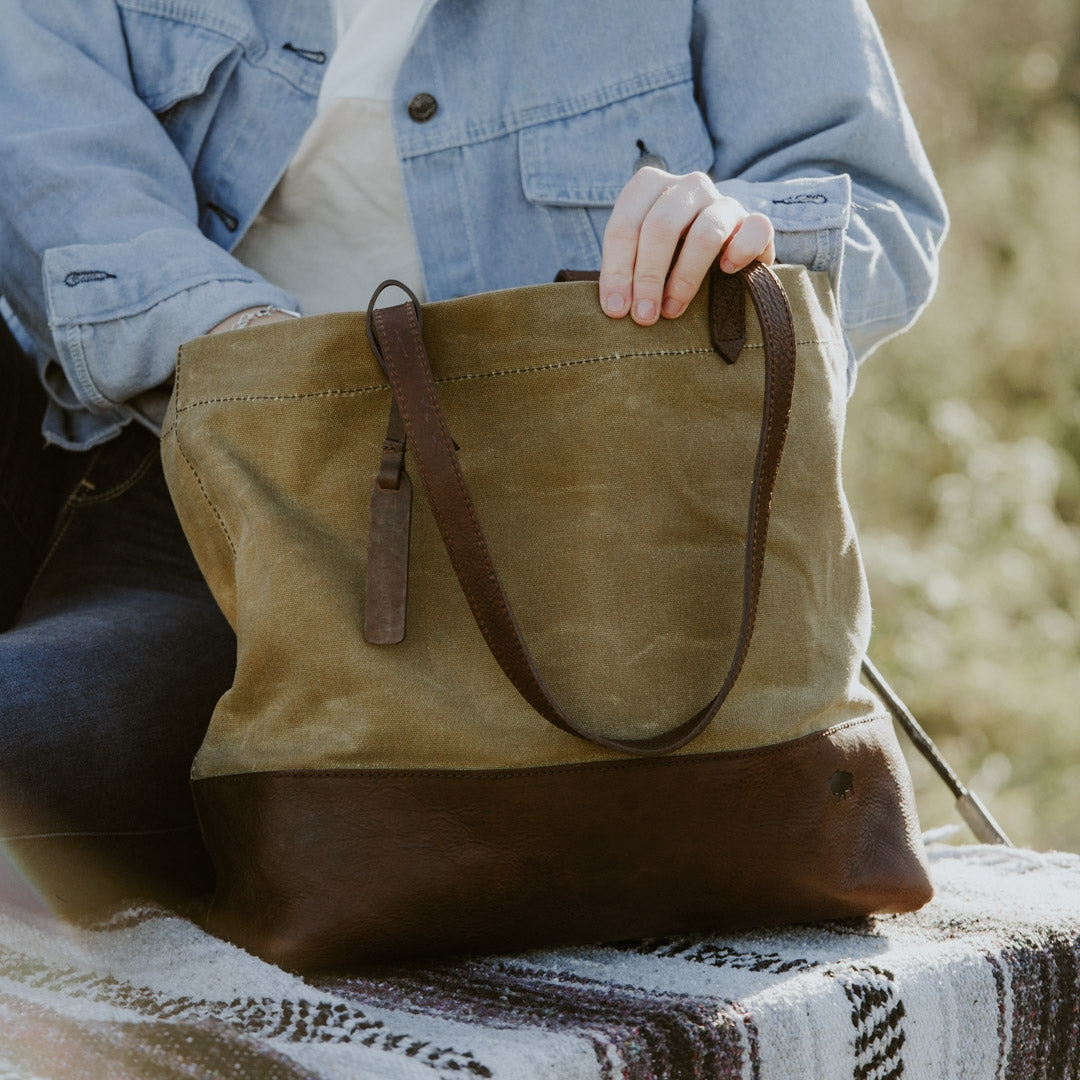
162, 265, 931, 970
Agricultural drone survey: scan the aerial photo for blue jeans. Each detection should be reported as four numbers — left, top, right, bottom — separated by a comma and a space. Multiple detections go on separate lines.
0, 320, 234, 913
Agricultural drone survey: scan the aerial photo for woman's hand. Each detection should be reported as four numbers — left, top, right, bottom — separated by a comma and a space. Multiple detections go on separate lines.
599, 168, 775, 325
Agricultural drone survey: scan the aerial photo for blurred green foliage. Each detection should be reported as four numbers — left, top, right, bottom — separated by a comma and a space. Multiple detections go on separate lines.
849, 2, 1080, 849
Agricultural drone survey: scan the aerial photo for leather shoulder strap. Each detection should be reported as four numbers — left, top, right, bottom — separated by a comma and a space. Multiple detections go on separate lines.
368, 262, 796, 756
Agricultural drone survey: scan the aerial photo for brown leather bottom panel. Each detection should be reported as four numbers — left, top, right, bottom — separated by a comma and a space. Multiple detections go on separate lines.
194, 716, 931, 971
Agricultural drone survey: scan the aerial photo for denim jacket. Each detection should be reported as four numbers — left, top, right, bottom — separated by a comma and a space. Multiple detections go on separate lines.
0, 0, 947, 449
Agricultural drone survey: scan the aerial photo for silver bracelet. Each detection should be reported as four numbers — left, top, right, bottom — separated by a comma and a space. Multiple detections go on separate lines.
232, 305, 302, 331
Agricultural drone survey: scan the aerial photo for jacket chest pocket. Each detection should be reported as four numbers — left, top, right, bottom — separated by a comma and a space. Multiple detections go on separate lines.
518, 79, 715, 264
118, 5, 246, 115
118, 2, 247, 171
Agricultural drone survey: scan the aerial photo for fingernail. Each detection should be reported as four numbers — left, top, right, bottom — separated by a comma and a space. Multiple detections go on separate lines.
604, 292, 626, 315
662, 296, 682, 317
720, 258, 736, 274
635, 299, 656, 322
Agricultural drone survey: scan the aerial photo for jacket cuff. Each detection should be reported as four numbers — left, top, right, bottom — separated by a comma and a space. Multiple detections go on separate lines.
41, 228, 300, 447
713, 172, 851, 279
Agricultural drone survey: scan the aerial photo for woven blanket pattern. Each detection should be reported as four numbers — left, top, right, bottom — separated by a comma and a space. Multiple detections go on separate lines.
0, 844, 1077, 1079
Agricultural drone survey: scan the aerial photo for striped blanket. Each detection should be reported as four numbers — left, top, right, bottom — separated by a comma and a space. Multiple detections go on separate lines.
1, 843, 1078, 1079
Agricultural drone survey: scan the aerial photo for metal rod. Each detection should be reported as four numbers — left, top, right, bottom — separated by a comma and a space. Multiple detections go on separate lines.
862, 656, 1013, 846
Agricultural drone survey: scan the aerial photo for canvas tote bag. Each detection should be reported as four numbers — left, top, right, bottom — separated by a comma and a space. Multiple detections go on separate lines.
161, 262, 932, 971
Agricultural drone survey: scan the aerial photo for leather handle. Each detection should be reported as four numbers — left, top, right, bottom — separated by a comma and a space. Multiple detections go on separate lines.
367, 262, 796, 756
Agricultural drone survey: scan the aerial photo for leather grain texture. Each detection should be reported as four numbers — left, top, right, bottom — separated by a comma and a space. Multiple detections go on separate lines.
194, 715, 932, 971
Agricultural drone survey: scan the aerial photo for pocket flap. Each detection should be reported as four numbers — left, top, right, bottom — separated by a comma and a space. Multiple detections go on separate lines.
120, 7, 241, 114
519, 80, 714, 207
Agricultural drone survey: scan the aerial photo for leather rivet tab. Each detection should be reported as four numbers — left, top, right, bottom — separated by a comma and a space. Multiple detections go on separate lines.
407, 93, 438, 122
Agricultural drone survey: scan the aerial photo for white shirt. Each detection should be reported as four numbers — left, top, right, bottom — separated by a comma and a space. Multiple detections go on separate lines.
319, 0, 428, 109
233, 0, 428, 314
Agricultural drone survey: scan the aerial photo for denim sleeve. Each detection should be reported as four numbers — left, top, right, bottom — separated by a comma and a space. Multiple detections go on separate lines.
0, 2, 299, 448
692, 0, 948, 373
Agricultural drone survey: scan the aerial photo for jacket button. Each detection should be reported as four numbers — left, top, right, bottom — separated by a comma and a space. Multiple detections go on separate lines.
407, 93, 438, 123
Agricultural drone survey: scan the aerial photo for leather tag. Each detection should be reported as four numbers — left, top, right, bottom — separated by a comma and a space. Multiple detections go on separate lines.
364, 472, 412, 644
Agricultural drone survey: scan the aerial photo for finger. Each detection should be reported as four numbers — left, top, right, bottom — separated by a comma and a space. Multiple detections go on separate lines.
659, 198, 746, 318
718, 212, 775, 274
662, 211, 776, 318
629, 172, 718, 325
599, 167, 671, 318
